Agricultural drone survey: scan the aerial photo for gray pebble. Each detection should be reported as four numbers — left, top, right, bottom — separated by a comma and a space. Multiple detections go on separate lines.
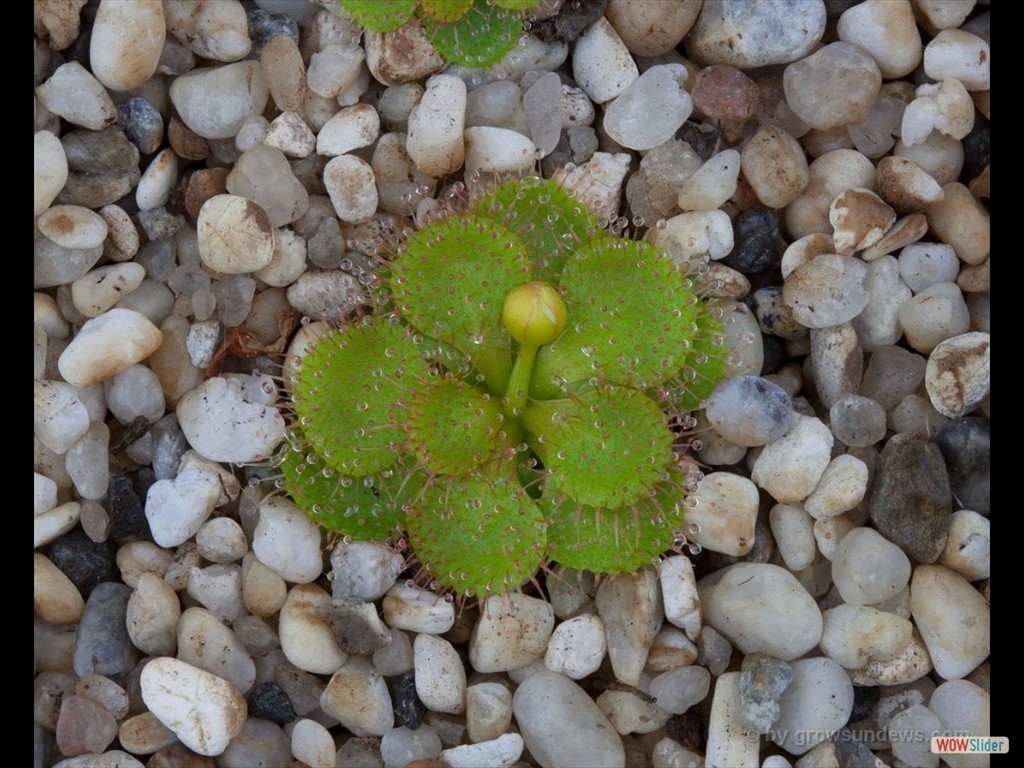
73, 582, 137, 677
829, 394, 887, 448
705, 375, 793, 447
739, 653, 794, 734
117, 97, 164, 156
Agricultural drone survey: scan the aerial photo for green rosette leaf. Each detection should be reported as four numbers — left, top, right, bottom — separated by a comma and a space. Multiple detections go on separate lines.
473, 177, 600, 285
542, 493, 687, 574
405, 474, 547, 596
424, 0, 522, 68
339, 0, 418, 31
405, 376, 519, 475
520, 386, 674, 510
532, 234, 707, 399
277, 439, 425, 540
390, 210, 531, 393
418, 0, 474, 22
291, 316, 430, 476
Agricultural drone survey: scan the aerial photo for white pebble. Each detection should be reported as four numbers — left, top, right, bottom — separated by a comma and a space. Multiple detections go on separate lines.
57, 309, 163, 388
813, 515, 853, 562
381, 725, 442, 767
175, 374, 286, 463
705, 672, 759, 768
836, 0, 922, 79
406, 74, 466, 177
901, 79, 975, 147
71, 264, 146, 318
603, 64, 692, 151
316, 103, 380, 156
687, 472, 759, 556
803, 455, 869, 520
465, 682, 513, 744
470, 593, 555, 674
140, 657, 247, 757
34, 131, 68, 217
929, 680, 990, 768
544, 614, 606, 679
939, 510, 989, 581
169, 62, 269, 139
35, 61, 117, 131
177, 606, 255, 693
648, 666, 711, 715
164, 0, 251, 62
126, 573, 180, 657
925, 331, 990, 418
35, 501, 82, 549
329, 539, 405, 603
196, 518, 248, 564
34, 380, 90, 455
440, 733, 524, 768
279, 583, 348, 675
252, 495, 323, 584
819, 604, 914, 669
644, 209, 734, 263
898, 242, 960, 293
186, 564, 245, 623
373, 627, 414, 677
676, 149, 740, 212
698, 563, 823, 661
659, 555, 701, 640
751, 413, 834, 504
832, 527, 911, 606
910, 564, 990, 680
551, 152, 632, 223
197, 194, 276, 274
38, 205, 109, 250
262, 112, 316, 158
769, 503, 817, 572
307, 43, 364, 99
320, 656, 393, 737
34, 472, 57, 517
381, 583, 455, 635
771, 658, 853, 756
572, 17, 638, 104
924, 30, 990, 91
291, 719, 335, 768
136, 149, 178, 211
414, 633, 466, 715
513, 671, 625, 768
783, 254, 869, 329
323, 154, 378, 223
464, 126, 537, 175
898, 282, 971, 354
65, 422, 110, 499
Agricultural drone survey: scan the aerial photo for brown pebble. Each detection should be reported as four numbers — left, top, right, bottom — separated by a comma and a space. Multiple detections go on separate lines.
185, 168, 230, 222
957, 257, 990, 293
168, 116, 210, 161
968, 165, 990, 200
55, 694, 119, 757
146, 743, 217, 768
691, 65, 760, 123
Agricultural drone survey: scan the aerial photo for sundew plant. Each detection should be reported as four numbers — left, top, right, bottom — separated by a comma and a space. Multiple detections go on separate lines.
338, 0, 539, 68
277, 176, 728, 599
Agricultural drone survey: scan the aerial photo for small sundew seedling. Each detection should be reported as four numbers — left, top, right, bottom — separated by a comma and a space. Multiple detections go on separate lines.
276, 176, 727, 599
338, 0, 537, 68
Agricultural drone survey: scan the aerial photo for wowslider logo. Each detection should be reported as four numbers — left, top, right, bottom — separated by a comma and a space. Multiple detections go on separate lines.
931, 736, 1009, 755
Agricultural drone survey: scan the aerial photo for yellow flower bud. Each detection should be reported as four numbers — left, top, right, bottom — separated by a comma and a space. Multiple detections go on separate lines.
502, 280, 568, 346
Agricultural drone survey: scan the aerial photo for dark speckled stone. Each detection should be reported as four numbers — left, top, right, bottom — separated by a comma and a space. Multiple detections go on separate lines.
107, 474, 150, 544
868, 433, 951, 562
389, 670, 426, 730
722, 208, 787, 275
247, 681, 297, 724
48, 528, 118, 598
247, 9, 299, 57
935, 418, 990, 516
